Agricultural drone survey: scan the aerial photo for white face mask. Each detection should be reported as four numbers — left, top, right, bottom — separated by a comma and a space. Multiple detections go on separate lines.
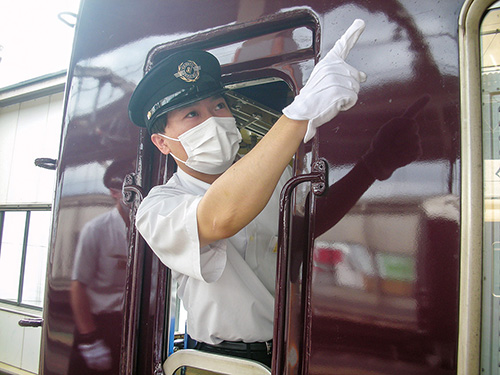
159, 116, 242, 175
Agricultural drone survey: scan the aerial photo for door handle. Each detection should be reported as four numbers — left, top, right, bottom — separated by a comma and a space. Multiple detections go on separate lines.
18, 318, 43, 327
34, 158, 57, 170
272, 159, 327, 375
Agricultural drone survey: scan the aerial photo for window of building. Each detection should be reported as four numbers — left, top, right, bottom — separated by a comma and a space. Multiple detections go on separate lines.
0, 206, 52, 308
0, 88, 63, 310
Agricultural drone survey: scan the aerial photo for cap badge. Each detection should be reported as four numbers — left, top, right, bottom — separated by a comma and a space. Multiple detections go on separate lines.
174, 60, 201, 82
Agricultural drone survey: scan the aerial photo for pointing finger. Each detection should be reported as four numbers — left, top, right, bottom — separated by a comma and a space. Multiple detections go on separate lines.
330, 19, 366, 61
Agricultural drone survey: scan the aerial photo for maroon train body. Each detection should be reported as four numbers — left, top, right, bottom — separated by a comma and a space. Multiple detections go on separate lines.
37, 0, 485, 373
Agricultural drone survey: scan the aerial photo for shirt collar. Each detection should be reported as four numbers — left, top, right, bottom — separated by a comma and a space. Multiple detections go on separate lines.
176, 167, 211, 194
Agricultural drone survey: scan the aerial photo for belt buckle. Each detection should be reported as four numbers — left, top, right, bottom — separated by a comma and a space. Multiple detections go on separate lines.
265, 341, 272, 355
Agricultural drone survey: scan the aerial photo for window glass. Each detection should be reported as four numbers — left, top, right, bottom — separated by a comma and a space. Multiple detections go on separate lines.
21, 210, 51, 307
0, 208, 51, 308
0, 211, 26, 302
208, 26, 313, 66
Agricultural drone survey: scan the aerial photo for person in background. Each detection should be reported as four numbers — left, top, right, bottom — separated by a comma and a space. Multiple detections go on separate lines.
68, 160, 132, 374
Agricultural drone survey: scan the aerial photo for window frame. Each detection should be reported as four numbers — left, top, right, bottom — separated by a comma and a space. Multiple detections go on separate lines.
0, 204, 52, 311
164, 77, 295, 357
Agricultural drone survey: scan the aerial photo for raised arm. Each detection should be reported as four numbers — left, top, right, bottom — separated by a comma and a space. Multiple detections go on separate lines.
197, 116, 307, 247
197, 20, 367, 247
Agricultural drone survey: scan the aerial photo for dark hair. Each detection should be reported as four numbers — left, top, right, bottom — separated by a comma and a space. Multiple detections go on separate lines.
150, 113, 168, 134
103, 159, 135, 189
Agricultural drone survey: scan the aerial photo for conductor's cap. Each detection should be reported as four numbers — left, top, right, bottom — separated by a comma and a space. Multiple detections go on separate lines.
128, 50, 225, 132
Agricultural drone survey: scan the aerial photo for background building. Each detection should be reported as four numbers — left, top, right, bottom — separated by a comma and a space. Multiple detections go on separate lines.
0, 1, 78, 372
0, 72, 65, 374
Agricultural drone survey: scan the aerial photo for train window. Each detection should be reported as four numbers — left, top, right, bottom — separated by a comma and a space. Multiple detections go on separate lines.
208, 26, 313, 66
481, 1, 500, 373
167, 77, 293, 353
227, 79, 294, 155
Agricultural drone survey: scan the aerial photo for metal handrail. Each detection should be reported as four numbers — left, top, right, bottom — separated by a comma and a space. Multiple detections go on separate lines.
272, 159, 327, 374
163, 349, 271, 375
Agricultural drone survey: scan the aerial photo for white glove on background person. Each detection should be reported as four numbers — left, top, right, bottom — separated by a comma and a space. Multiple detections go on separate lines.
283, 19, 367, 143
78, 339, 112, 371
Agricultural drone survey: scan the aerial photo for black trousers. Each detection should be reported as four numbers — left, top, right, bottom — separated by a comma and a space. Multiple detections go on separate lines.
195, 340, 272, 368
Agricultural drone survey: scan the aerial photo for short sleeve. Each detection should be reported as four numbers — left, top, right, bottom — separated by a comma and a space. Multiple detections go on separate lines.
136, 186, 227, 283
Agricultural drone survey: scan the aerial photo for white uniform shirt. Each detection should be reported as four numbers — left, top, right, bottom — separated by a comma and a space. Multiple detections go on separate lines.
72, 207, 128, 314
136, 167, 292, 344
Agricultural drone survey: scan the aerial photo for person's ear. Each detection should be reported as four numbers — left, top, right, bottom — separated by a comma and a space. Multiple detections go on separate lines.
151, 133, 171, 156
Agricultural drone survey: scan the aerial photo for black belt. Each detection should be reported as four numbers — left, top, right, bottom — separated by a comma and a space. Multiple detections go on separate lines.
198, 340, 273, 355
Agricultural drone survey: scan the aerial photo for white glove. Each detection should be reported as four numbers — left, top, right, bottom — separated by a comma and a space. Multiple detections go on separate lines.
283, 19, 367, 143
78, 339, 112, 371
